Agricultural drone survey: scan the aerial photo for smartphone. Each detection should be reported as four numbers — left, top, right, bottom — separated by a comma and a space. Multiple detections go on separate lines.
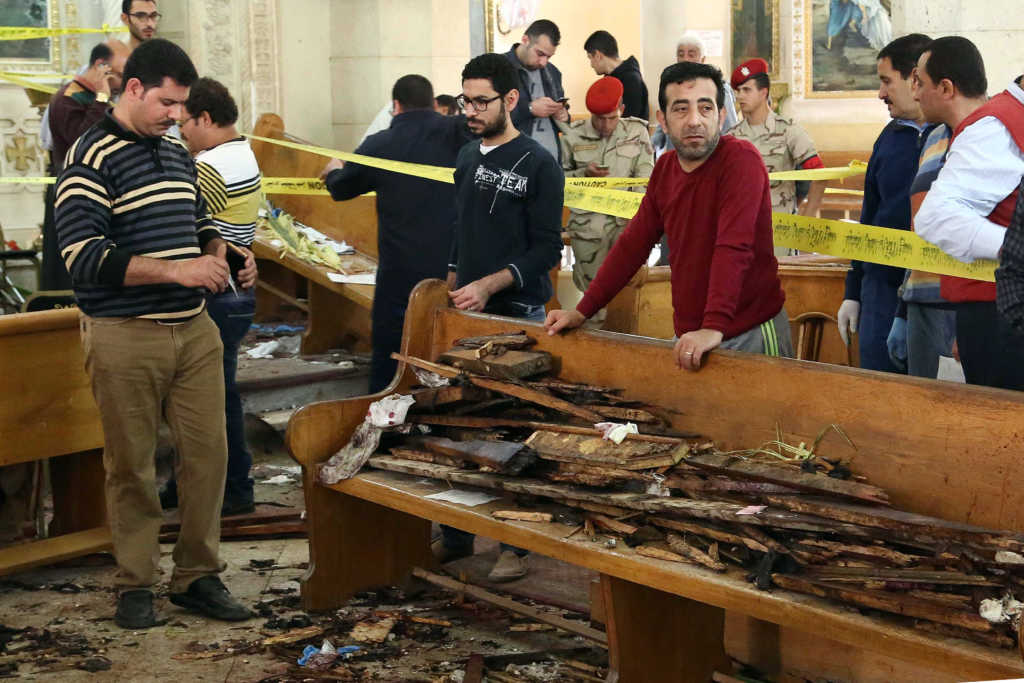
557, 97, 569, 104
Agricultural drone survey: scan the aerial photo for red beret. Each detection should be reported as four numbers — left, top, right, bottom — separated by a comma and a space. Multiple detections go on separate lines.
730, 58, 769, 89
585, 77, 624, 115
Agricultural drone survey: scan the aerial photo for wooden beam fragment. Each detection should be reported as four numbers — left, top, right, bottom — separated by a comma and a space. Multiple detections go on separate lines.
412, 436, 536, 475
438, 348, 553, 380
771, 574, 995, 632
635, 546, 689, 564
588, 514, 639, 536
411, 567, 607, 645
801, 567, 1001, 586
665, 533, 728, 572
408, 414, 691, 445
525, 430, 683, 470
493, 511, 554, 522
647, 516, 770, 553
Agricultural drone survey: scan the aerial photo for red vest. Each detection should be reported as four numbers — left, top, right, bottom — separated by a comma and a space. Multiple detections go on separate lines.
940, 90, 1024, 302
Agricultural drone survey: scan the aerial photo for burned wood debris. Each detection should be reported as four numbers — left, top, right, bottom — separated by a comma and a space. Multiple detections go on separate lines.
322, 332, 1024, 650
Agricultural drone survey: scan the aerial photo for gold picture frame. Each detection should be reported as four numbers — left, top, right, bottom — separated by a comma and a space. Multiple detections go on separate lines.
804, 0, 892, 98
731, 0, 780, 82
0, 0, 62, 74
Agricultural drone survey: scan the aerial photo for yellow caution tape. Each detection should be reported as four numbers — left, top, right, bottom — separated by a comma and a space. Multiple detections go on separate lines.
0, 176, 55, 184
824, 188, 865, 196
768, 161, 868, 181
2, 71, 74, 79
0, 24, 127, 41
262, 177, 329, 195
0, 72, 58, 94
772, 214, 996, 282
564, 184, 642, 219
565, 176, 649, 189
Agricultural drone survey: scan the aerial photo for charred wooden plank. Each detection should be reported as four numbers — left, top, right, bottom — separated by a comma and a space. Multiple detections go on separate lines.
388, 447, 461, 468
409, 414, 694, 444
588, 514, 639, 536
800, 567, 1002, 586
635, 546, 690, 564
683, 452, 890, 505
913, 620, 1015, 650
394, 352, 607, 422
412, 437, 536, 475
452, 331, 535, 350
411, 385, 491, 410
797, 538, 919, 567
764, 495, 1024, 551
529, 378, 622, 394
665, 533, 728, 572
525, 430, 684, 470
588, 405, 663, 424
544, 462, 653, 488
438, 348, 553, 380
647, 516, 771, 553
771, 574, 995, 632
665, 473, 801, 496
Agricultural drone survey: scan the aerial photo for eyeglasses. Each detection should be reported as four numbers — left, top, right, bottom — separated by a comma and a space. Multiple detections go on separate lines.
128, 11, 162, 22
455, 93, 502, 113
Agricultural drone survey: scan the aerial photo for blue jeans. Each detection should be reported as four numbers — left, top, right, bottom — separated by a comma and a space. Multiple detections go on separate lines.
440, 303, 543, 557
164, 288, 255, 504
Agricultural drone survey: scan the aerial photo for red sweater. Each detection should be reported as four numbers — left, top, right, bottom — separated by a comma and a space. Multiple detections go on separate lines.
577, 135, 784, 338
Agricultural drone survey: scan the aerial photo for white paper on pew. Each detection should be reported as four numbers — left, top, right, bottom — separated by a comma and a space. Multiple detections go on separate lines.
424, 489, 501, 507
327, 272, 376, 285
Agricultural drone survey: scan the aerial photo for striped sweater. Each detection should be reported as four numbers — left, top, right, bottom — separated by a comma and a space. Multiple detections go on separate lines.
899, 124, 952, 306
55, 111, 220, 322
194, 137, 262, 246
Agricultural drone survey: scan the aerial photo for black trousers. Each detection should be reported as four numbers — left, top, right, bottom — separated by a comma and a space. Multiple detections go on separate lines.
955, 301, 1024, 391
368, 289, 409, 394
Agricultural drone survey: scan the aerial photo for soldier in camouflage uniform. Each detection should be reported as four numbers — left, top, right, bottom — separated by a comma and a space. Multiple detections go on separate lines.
558, 77, 653, 327
727, 59, 826, 236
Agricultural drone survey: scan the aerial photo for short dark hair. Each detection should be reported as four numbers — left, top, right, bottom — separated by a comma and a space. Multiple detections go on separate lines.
185, 77, 237, 126
435, 94, 458, 115
462, 53, 519, 97
922, 36, 987, 99
658, 61, 725, 111
122, 38, 197, 91
392, 74, 434, 110
88, 42, 112, 66
750, 73, 770, 91
524, 19, 560, 47
122, 0, 153, 13
584, 30, 618, 58
877, 33, 932, 79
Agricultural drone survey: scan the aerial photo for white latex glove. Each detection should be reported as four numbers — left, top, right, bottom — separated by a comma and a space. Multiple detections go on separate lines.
837, 299, 860, 346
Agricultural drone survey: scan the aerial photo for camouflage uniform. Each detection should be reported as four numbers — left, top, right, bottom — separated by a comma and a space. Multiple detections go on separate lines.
558, 116, 654, 326
728, 111, 819, 215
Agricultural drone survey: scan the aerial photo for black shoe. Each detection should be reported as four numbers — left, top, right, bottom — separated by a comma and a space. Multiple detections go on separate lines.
169, 576, 254, 621
159, 484, 178, 510
115, 589, 159, 629
221, 498, 256, 517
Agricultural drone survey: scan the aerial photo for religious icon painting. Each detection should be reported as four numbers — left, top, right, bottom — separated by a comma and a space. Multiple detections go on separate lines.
804, 0, 893, 97
731, 0, 780, 82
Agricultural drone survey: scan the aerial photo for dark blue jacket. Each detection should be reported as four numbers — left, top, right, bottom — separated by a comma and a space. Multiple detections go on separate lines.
845, 119, 935, 300
325, 109, 472, 300
503, 46, 564, 159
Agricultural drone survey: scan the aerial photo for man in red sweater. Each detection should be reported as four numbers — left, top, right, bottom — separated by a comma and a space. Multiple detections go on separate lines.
545, 61, 791, 370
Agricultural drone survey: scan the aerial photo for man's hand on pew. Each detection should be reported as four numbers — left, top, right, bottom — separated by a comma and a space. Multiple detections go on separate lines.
544, 309, 585, 335
674, 329, 723, 371
319, 158, 344, 179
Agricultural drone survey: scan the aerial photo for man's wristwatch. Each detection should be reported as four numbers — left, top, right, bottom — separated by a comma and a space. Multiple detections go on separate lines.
96, 92, 110, 104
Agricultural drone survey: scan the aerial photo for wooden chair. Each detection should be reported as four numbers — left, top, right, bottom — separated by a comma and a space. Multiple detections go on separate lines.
791, 311, 853, 365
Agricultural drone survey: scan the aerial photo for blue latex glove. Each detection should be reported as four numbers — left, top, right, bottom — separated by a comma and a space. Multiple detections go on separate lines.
887, 316, 908, 371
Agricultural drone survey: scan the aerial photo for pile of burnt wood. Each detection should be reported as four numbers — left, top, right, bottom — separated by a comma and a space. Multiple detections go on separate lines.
325, 331, 1024, 650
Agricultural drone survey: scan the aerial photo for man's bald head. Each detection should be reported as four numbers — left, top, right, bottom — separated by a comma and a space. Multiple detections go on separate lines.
104, 39, 131, 94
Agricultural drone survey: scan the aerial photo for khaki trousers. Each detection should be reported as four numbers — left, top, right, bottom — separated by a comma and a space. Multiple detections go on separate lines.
81, 311, 227, 593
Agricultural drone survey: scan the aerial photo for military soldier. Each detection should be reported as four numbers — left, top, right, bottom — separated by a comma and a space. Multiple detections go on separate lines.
559, 77, 653, 327
728, 59, 826, 230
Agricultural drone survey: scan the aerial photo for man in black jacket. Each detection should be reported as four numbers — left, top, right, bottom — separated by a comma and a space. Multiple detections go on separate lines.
321, 75, 471, 393
584, 30, 649, 121
503, 19, 568, 160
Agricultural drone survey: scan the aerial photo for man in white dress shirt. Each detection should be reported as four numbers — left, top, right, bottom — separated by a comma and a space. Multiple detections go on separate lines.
915, 37, 1024, 389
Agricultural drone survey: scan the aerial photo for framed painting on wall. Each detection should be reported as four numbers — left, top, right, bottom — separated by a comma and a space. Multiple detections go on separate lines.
484, 0, 539, 54
731, 0, 780, 80
0, 0, 58, 69
804, 0, 892, 97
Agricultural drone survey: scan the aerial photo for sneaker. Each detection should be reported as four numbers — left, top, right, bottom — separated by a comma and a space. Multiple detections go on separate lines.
169, 576, 254, 621
114, 589, 159, 629
159, 484, 178, 510
221, 498, 256, 517
430, 538, 474, 564
487, 550, 528, 582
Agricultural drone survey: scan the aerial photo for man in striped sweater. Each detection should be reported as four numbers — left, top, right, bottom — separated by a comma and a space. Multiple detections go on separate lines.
161, 77, 261, 517
55, 39, 253, 629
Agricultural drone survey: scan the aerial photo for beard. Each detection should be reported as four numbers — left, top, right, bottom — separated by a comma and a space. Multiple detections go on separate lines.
469, 101, 508, 139
669, 126, 721, 161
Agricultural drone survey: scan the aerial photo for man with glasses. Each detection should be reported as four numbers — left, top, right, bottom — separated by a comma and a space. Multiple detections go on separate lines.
440, 53, 564, 582
318, 75, 471, 394
503, 19, 569, 160
122, 0, 160, 50
161, 78, 260, 518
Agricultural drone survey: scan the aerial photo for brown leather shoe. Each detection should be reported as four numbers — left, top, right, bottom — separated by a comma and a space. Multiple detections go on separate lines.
487, 550, 528, 582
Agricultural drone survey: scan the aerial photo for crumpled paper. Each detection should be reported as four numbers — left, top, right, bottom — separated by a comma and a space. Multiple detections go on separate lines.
979, 593, 1023, 629
319, 394, 416, 484
594, 421, 638, 444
